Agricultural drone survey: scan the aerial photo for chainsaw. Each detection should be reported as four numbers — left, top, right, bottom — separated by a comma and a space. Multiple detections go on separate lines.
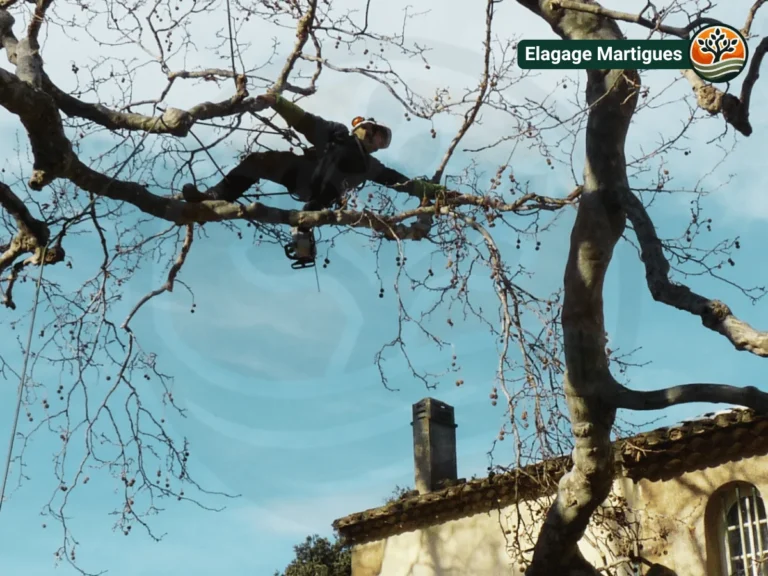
284, 227, 317, 270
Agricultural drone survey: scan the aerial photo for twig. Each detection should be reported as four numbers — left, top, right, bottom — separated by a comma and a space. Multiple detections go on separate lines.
432, 0, 495, 183
121, 225, 194, 330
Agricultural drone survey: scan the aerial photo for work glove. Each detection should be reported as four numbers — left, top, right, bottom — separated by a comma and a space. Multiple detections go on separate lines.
412, 179, 446, 200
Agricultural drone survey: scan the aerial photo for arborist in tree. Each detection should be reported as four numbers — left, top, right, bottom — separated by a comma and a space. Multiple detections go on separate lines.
183, 93, 447, 269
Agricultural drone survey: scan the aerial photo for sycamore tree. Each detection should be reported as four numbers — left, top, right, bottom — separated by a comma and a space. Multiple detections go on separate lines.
2, 0, 768, 574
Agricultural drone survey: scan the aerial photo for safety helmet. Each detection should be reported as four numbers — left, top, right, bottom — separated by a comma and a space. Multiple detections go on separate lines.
351, 116, 392, 149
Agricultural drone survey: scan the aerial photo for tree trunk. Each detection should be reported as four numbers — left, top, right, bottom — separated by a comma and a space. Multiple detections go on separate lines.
517, 2, 640, 574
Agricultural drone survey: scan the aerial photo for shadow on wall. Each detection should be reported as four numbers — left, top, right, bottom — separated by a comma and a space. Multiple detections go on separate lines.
416, 524, 511, 575
353, 535, 680, 576
636, 457, 768, 575
352, 520, 512, 575
643, 562, 677, 576
349, 507, 684, 575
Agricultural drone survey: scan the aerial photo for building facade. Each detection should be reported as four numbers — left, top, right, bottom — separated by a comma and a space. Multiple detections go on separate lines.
333, 399, 768, 576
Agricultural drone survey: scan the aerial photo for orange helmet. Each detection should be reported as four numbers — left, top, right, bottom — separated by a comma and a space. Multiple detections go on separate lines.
351, 116, 392, 149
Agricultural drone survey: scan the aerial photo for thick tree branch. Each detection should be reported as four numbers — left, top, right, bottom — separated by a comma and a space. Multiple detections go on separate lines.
0, 68, 72, 188
69, 162, 437, 236
0, 16, 578, 248
0, 8, 18, 62
551, 0, 767, 136
0, 181, 49, 246
682, 58, 763, 137
550, 0, 721, 38
735, 37, 768, 127
70, 158, 576, 228
606, 381, 768, 411
45, 79, 266, 137
621, 188, 768, 357
0, 182, 64, 308
15, 36, 43, 86
1, 6, 45, 88
1, 61, 577, 234
682, 6, 768, 137
1, 11, 265, 137
0, 3, 45, 88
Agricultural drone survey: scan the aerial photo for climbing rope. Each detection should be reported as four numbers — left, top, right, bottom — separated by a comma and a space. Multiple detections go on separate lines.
0, 245, 48, 515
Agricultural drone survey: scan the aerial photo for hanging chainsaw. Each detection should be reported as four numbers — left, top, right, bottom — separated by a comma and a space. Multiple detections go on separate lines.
284, 227, 317, 269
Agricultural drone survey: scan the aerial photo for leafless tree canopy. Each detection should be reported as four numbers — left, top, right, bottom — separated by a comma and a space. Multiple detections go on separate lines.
1, 0, 768, 574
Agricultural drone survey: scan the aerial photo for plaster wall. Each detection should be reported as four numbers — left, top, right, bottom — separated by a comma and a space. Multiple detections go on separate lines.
352, 484, 633, 575
352, 455, 768, 575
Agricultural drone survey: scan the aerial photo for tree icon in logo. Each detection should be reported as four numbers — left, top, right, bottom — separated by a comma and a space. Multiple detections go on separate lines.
690, 24, 748, 83
698, 28, 738, 62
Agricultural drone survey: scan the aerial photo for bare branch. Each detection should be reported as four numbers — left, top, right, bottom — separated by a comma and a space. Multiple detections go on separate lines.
0, 181, 49, 247
552, 1, 766, 136
122, 225, 194, 330
46, 79, 264, 136
0, 181, 64, 291
607, 382, 768, 412
550, 0, 721, 38
735, 37, 768, 128
622, 188, 768, 357
271, 0, 318, 94
431, 0, 494, 183
2, 1, 764, 571
0, 8, 18, 62
681, 60, 762, 137
0, 182, 65, 308
0, 69, 72, 188
27, 0, 53, 48
742, 0, 768, 36
67, 158, 440, 234
4, 55, 579, 235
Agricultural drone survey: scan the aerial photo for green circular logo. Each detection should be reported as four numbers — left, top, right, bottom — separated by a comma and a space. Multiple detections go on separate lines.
690, 24, 749, 83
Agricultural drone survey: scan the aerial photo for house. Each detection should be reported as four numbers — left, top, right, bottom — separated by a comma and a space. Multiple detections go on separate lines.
332, 398, 768, 575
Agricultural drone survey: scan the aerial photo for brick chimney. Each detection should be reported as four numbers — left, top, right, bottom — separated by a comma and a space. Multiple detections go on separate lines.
411, 398, 458, 494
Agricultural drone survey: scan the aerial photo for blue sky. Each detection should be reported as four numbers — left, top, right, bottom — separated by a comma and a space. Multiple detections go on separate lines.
1, 1, 768, 574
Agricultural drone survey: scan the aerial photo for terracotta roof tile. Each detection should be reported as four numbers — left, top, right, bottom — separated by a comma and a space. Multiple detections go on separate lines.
333, 408, 768, 545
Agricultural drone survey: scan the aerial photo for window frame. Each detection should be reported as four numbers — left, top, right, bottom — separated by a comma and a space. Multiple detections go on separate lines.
717, 483, 768, 576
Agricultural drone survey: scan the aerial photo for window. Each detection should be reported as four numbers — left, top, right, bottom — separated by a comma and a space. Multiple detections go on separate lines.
718, 484, 768, 576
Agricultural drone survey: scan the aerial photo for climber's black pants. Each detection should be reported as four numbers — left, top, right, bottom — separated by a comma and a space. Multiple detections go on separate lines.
206, 150, 322, 208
